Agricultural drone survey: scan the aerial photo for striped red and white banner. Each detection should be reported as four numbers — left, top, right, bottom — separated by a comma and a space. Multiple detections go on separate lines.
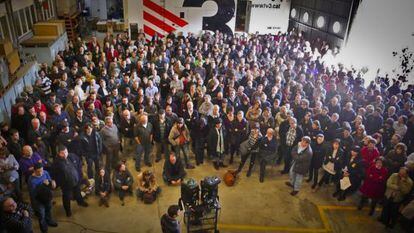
142, 0, 188, 41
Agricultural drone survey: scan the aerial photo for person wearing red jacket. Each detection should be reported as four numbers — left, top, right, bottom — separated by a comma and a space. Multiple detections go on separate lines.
358, 157, 388, 216
360, 138, 380, 170
106, 46, 119, 62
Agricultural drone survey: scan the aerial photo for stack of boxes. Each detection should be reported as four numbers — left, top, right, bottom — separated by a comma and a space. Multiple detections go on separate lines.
0, 39, 20, 75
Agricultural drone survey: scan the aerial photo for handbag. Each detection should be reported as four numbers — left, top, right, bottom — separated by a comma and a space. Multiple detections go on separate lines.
143, 192, 155, 204
323, 162, 336, 175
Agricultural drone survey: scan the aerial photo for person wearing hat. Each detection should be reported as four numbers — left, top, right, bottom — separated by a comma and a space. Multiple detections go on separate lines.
28, 163, 58, 233
168, 118, 194, 169
286, 136, 313, 196
207, 118, 227, 170
333, 145, 364, 201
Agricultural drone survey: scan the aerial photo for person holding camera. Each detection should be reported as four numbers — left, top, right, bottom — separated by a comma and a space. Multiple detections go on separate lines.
28, 163, 58, 233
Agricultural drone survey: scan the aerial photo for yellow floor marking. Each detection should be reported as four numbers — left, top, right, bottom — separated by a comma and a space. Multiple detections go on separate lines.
218, 205, 373, 232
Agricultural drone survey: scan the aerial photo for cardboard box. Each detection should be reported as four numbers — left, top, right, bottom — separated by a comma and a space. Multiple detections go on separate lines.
6, 50, 20, 74
47, 19, 66, 29
33, 22, 65, 37
0, 39, 13, 56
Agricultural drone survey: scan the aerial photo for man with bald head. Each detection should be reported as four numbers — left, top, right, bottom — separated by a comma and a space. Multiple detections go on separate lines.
19, 145, 46, 181
27, 118, 50, 146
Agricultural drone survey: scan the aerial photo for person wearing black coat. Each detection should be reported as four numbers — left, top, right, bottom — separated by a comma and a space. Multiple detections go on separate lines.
207, 118, 227, 170
258, 128, 278, 183
1, 197, 33, 233
307, 134, 328, 189
193, 116, 209, 165
160, 205, 181, 233
324, 113, 340, 141
51, 145, 88, 217
333, 146, 365, 201
153, 110, 173, 162
163, 152, 186, 185
95, 168, 111, 207
182, 101, 199, 152
119, 109, 137, 156
79, 124, 103, 179
314, 139, 345, 192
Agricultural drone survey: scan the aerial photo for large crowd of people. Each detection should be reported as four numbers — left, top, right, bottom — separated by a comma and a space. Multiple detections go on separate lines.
1, 27, 414, 233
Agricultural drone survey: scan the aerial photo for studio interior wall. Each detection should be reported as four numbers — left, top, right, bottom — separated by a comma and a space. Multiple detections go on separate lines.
338, 0, 414, 84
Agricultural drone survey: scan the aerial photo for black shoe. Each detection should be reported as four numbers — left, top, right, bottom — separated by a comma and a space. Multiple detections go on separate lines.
121, 201, 125, 206
337, 196, 346, 201
332, 191, 340, 197
285, 182, 293, 188
368, 208, 375, 216
135, 167, 141, 172
220, 162, 228, 168
66, 211, 72, 217
281, 171, 288, 175
78, 202, 89, 207
259, 177, 264, 183
214, 163, 219, 170
306, 179, 312, 183
47, 220, 58, 227
311, 184, 317, 189
246, 171, 251, 177
186, 164, 195, 169
155, 158, 161, 163
290, 191, 299, 196
146, 163, 152, 167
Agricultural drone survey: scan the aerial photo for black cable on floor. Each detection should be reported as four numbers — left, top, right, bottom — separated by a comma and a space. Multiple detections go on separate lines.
57, 219, 120, 233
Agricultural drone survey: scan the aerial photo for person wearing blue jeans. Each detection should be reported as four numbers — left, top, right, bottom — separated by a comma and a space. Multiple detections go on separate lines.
134, 114, 153, 172
28, 163, 58, 233
286, 136, 313, 196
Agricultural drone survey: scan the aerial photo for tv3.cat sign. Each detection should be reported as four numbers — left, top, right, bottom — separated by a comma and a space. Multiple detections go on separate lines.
248, 0, 291, 34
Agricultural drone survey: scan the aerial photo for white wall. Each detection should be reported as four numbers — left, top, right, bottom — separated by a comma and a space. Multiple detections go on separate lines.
11, 0, 34, 11
248, 0, 290, 34
338, 0, 414, 83
126, 0, 237, 37
87, 0, 108, 19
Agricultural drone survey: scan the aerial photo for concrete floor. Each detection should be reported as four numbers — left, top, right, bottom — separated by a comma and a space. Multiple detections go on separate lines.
22, 145, 401, 233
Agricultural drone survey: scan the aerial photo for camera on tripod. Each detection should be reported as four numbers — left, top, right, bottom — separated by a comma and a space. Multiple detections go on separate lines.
179, 176, 221, 233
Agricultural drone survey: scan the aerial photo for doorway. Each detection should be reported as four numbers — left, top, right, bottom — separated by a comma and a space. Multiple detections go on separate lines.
235, 0, 251, 32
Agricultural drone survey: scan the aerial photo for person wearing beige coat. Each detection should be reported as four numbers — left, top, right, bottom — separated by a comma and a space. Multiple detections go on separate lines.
379, 167, 413, 228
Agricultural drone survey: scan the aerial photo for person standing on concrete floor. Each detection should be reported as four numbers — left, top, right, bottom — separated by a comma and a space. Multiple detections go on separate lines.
286, 136, 312, 196
168, 118, 194, 169
51, 145, 88, 217
280, 117, 303, 174
160, 205, 181, 233
100, 116, 120, 171
79, 123, 103, 179
236, 122, 262, 176
28, 163, 58, 233
258, 128, 278, 183
207, 118, 227, 170
153, 110, 172, 162
134, 114, 153, 172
